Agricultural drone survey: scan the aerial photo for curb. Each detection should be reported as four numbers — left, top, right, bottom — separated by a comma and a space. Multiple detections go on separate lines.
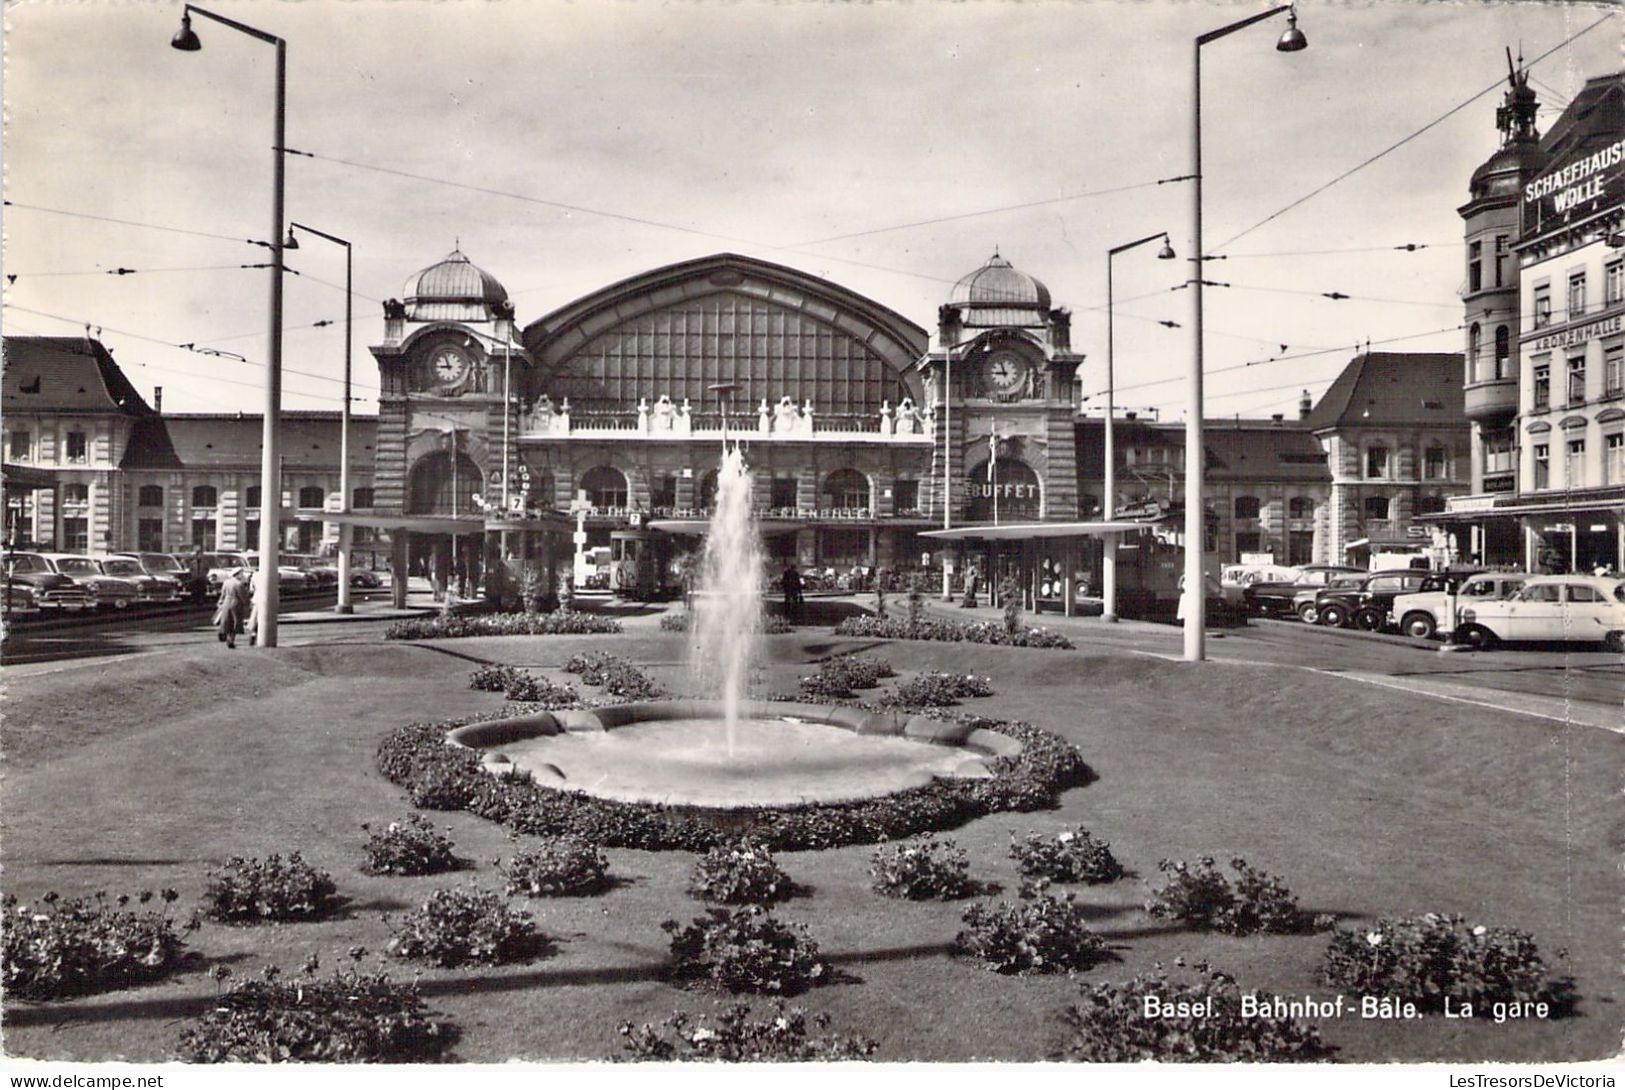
1251, 616, 1442, 652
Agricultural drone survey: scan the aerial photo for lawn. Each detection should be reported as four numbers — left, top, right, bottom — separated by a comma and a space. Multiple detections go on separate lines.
2, 627, 1618, 1062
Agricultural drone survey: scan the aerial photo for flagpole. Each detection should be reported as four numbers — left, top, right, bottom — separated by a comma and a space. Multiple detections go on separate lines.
990, 419, 999, 527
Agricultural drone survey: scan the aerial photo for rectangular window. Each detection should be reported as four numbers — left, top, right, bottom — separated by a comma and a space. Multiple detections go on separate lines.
1483, 430, 1515, 475
6, 502, 33, 547
65, 431, 87, 463
1533, 360, 1550, 409
1365, 446, 1389, 479
650, 475, 677, 511
138, 518, 164, 552
1494, 235, 1508, 288
1423, 447, 1447, 479
62, 517, 88, 553
1468, 242, 1482, 293
1288, 530, 1314, 566
1533, 283, 1552, 329
8, 430, 29, 459
1533, 443, 1549, 489
1568, 272, 1587, 319
1567, 355, 1586, 405
1606, 260, 1624, 306
893, 479, 920, 514
1605, 433, 1624, 486
245, 519, 260, 549
1234, 531, 1262, 556
1606, 341, 1623, 396
191, 517, 216, 551
1566, 438, 1586, 488
769, 477, 797, 510
1363, 495, 1390, 521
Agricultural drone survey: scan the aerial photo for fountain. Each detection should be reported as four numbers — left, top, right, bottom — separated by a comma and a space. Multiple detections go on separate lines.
688, 444, 762, 757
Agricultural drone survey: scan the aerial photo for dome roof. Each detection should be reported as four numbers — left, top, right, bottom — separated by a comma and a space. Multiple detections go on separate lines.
402, 249, 509, 322
1469, 141, 1547, 200
949, 253, 1051, 327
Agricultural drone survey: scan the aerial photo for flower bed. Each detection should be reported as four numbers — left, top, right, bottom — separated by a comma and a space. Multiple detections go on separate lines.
616, 1001, 877, 1061
385, 611, 623, 641
797, 655, 895, 699
1145, 856, 1327, 936
386, 886, 546, 967
376, 714, 1093, 852
953, 881, 1108, 975
689, 842, 793, 904
499, 837, 611, 897
202, 854, 340, 923
3, 890, 190, 1000
663, 907, 832, 996
833, 615, 1073, 649
661, 612, 793, 635
875, 671, 994, 708
562, 651, 665, 700
361, 816, 458, 876
869, 838, 978, 900
1009, 826, 1123, 884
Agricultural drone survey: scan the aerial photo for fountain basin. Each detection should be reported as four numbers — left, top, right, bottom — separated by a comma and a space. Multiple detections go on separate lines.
447, 700, 1018, 809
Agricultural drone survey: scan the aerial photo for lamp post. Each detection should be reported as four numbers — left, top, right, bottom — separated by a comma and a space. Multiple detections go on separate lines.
172, 4, 288, 647
1185, 4, 1307, 662
1105, 231, 1175, 623
286, 222, 354, 613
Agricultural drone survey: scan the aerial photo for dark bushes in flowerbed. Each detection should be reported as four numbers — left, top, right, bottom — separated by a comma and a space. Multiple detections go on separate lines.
663, 907, 832, 995
469, 663, 522, 692
869, 838, 978, 900
176, 959, 459, 1063
376, 714, 1093, 852
798, 655, 896, 699
875, 671, 994, 708
660, 612, 793, 635
385, 886, 545, 967
689, 841, 793, 904
833, 615, 1073, 649
3, 890, 191, 1000
501, 673, 582, 707
562, 651, 665, 700
1322, 913, 1576, 1016
499, 837, 611, 897
385, 611, 623, 641
361, 816, 458, 876
202, 854, 340, 923
1010, 826, 1123, 884
1145, 856, 1329, 936
1055, 961, 1333, 1062
617, 1001, 877, 1061
954, 881, 1109, 975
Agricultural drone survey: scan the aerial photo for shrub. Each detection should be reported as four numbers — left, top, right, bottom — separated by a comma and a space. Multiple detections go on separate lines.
385, 611, 622, 640
361, 816, 458, 876
1145, 856, 1323, 936
519, 563, 546, 616
1010, 827, 1123, 884
761, 614, 794, 635
616, 1001, 876, 1061
203, 854, 340, 923
2, 890, 190, 1000
797, 655, 896, 699
662, 612, 788, 635
500, 837, 611, 897
954, 881, 1108, 975
875, 671, 994, 708
1055, 961, 1332, 1062
660, 611, 692, 633
1322, 913, 1576, 1015
469, 663, 522, 692
176, 958, 458, 1063
833, 615, 1073, 649
906, 573, 926, 633
663, 907, 832, 995
869, 838, 977, 900
501, 672, 582, 708
999, 576, 1022, 635
563, 651, 665, 700
689, 842, 792, 904
386, 886, 544, 967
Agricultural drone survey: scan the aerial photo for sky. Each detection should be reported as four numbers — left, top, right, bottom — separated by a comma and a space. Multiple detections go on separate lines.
3, 0, 1620, 420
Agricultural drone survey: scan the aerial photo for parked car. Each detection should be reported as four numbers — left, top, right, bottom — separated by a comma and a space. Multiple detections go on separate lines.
92, 555, 183, 605
1314, 569, 1432, 630
3, 580, 42, 620
243, 552, 313, 592
286, 553, 339, 590
1295, 574, 1364, 625
1455, 575, 1625, 650
1391, 571, 1530, 640
116, 552, 207, 600
1245, 564, 1366, 620
37, 553, 141, 609
2, 553, 93, 612
204, 552, 253, 588
349, 568, 384, 589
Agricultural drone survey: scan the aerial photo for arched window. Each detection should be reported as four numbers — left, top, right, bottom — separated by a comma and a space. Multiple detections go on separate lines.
406, 452, 482, 515
352, 487, 375, 509
1233, 495, 1262, 519
579, 466, 628, 510
298, 486, 326, 508
1494, 326, 1510, 379
1468, 323, 1481, 381
821, 468, 870, 512
1288, 495, 1315, 520
192, 485, 218, 508
1364, 495, 1390, 521
246, 485, 261, 508
138, 485, 163, 507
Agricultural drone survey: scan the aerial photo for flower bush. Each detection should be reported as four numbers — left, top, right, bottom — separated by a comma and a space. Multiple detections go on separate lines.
761, 614, 794, 635
1322, 914, 1576, 1015
202, 854, 340, 923
499, 837, 611, 897
616, 1001, 876, 1061
176, 957, 458, 1063
663, 907, 832, 995
689, 842, 792, 904
385, 611, 622, 640
3, 890, 190, 1000
797, 655, 896, 699
875, 671, 994, 708
1010, 827, 1123, 884
1055, 961, 1333, 1062
954, 881, 1108, 975
501, 673, 583, 707
660, 611, 692, 632
377, 714, 1094, 852
1145, 856, 1324, 936
386, 886, 544, 967
469, 663, 523, 692
833, 615, 1073, 649
562, 651, 665, 700
662, 613, 792, 635
361, 816, 458, 876
869, 838, 977, 900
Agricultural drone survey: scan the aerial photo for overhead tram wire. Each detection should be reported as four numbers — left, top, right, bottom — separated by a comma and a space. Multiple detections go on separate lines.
3, 200, 270, 246
7, 263, 298, 281
1213, 11, 1614, 251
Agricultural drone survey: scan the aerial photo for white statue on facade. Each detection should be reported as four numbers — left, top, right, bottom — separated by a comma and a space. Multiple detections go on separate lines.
652, 394, 676, 431
774, 395, 800, 433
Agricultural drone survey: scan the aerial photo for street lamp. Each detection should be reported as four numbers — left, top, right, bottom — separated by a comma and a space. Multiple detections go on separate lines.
287, 222, 355, 613
1104, 230, 1175, 623
172, 4, 288, 647
1185, 4, 1307, 662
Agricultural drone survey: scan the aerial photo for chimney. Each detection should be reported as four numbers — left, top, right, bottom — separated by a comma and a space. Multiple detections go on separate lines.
937, 304, 963, 348
1271, 412, 1284, 426
1047, 307, 1072, 352
1298, 389, 1313, 419
154, 386, 163, 414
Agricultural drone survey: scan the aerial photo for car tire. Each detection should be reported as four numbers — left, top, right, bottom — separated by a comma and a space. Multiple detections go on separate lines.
1457, 623, 1496, 651
1295, 602, 1319, 625
1319, 603, 1348, 628
1353, 608, 1385, 631
1604, 631, 1625, 654
1400, 611, 1437, 640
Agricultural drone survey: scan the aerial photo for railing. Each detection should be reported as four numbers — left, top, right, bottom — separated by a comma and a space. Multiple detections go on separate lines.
516, 396, 935, 442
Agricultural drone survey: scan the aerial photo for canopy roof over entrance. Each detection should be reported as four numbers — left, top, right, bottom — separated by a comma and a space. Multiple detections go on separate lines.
922, 520, 1153, 541
647, 517, 806, 537
295, 511, 489, 534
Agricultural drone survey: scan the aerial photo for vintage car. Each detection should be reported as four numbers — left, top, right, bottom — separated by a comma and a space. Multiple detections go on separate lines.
92, 555, 183, 605
1245, 564, 1366, 619
37, 553, 141, 609
3, 580, 42, 620
1390, 571, 1530, 640
349, 567, 384, 589
2, 552, 93, 612
117, 552, 207, 600
1313, 569, 1432, 629
1455, 575, 1625, 650
285, 553, 339, 590
242, 552, 313, 592
204, 552, 254, 588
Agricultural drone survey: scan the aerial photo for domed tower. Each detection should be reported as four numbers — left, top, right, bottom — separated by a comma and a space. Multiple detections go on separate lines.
1460, 53, 1545, 496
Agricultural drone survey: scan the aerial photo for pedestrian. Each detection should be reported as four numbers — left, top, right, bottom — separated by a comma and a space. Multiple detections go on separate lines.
189, 546, 210, 605
781, 562, 803, 618
213, 567, 253, 650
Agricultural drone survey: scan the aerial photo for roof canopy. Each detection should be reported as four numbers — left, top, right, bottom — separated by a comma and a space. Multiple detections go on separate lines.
921, 520, 1153, 541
